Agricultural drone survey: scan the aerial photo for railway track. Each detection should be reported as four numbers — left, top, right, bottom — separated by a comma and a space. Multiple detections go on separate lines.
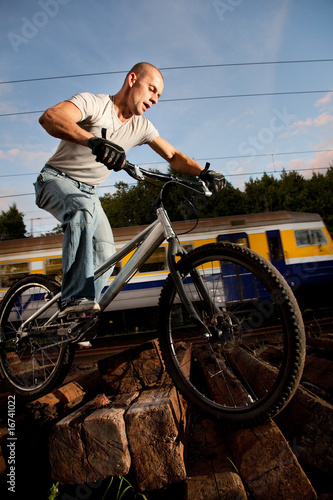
73, 315, 333, 366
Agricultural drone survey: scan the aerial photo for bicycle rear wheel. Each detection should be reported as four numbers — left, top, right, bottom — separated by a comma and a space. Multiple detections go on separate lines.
158, 243, 305, 427
0, 275, 74, 401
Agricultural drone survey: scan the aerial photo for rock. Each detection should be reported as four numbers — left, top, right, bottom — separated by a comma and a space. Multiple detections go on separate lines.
228, 420, 317, 499
125, 386, 187, 491
49, 393, 135, 484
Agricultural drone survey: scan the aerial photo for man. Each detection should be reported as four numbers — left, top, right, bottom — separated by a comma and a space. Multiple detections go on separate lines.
36, 62, 225, 317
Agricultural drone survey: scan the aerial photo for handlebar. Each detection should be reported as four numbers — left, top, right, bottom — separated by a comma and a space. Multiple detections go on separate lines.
123, 161, 213, 198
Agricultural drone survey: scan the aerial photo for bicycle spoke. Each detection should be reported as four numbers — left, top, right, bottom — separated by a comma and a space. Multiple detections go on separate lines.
0, 276, 74, 398
159, 243, 305, 425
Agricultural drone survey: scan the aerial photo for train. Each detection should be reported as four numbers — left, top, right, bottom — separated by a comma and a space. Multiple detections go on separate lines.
0, 211, 332, 327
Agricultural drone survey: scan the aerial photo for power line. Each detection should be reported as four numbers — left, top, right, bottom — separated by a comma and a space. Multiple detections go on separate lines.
161, 89, 333, 103
1, 149, 333, 179
1, 89, 332, 118
0, 110, 42, 118
197, 149, 333, 162
0, 165, 331, 200
1, 58, 332, 85
226, 166, 329, 177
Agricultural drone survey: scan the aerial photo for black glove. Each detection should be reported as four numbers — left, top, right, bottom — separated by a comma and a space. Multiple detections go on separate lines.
199, 168, 226, 193
88, 138, 126, 171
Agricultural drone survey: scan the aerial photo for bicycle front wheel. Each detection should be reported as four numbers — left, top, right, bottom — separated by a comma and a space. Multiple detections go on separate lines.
0, 275, 74, 401
158, 243, 305, 427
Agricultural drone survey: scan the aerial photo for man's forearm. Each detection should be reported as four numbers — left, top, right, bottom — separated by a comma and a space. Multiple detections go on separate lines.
149, 137, 203, 176
168, 150, 203, 176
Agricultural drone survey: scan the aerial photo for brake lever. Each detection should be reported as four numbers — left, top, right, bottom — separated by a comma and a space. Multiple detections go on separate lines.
123, 162, 145, 181
199, 179, 213, 197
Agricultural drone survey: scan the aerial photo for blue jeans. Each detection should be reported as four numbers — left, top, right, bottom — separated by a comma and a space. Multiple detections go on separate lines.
34, 165, 115, 305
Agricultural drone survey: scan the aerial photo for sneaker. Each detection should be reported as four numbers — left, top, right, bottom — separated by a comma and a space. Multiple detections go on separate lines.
59, 299, 100, 318
77, 341, 92, 349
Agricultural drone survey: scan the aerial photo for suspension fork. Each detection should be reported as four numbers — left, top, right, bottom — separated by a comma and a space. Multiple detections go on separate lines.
167, 237, 219, 333
157, 206, 219, 335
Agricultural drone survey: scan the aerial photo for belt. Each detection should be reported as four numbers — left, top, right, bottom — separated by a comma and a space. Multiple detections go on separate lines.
42, 165, 97, 195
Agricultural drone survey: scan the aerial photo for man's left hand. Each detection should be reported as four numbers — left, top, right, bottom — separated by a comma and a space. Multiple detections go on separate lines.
88, 138, 126, 171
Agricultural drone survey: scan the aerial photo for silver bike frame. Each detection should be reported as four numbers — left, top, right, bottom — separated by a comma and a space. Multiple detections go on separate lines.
19, 207, 170, 333
19, 184, 214, 337
98, 216, 166, 312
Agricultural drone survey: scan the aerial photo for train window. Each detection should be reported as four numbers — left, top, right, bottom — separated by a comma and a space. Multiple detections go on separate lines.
45, 258, 63, 282
221, 238, 248, 247
138, 247, 167, 273
0, 262, 29, 288
44, 257, 121, 282
218, 233, 249, 247
295, 229, 328, 247
235, 237, 248, 247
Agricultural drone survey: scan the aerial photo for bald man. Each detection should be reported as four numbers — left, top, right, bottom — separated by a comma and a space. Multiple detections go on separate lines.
36, 62, 225, 317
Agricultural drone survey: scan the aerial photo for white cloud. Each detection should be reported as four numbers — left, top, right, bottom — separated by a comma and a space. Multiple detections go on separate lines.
314, 112, 333, 127
267, 142, 333, 179
315, 92, 333, 108
228, 108, 255, 128
293, 117, 313, 129
0, 148, 52, 166
285, 111, 333, 137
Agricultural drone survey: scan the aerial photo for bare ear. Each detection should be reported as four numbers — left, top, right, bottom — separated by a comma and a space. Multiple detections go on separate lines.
128, 72, 137, 87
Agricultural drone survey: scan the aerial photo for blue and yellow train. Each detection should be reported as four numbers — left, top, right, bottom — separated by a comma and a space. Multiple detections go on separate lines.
0, 211, 332, 316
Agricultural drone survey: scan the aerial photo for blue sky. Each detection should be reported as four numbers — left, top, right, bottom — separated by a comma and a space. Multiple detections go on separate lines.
0, 0, 333, 235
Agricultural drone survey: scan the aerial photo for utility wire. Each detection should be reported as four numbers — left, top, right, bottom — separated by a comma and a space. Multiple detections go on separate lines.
1, 58, 332, 85
0, 110, 42, 117
0, 165, 330, 200
1, 149, 333, 178
1, 89, 332, 118
160, 89, 333, 103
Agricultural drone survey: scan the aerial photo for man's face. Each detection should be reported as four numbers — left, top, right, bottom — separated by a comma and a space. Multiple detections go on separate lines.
128, 68, 164, 116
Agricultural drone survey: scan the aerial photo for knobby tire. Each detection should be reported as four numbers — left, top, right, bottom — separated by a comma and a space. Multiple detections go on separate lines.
158, 242, 306, 427
0, 275, 74, 401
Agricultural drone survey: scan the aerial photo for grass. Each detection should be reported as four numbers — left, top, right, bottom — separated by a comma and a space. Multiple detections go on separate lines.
48, 476, 148, 500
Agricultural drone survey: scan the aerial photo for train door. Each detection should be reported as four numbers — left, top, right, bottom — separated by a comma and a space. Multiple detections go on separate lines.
217, 232, 258, 302
266, 230, 286, 274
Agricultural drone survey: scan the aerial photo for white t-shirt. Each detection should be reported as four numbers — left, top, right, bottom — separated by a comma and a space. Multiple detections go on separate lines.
46, 93, 159, 185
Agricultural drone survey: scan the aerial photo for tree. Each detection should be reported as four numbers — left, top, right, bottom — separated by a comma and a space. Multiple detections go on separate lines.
100, 167, 206, 227
277, 170, 308, 212
0, 203, 26, 240
306, 166, 333, 235
205, 183, 246, 218
41, 223, 63, 237
244, 173, 281, 213
100, 179, 161, 227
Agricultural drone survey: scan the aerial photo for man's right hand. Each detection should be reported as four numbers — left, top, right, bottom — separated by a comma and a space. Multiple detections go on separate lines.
88, 138, 126, 171
199, 168, 226, 193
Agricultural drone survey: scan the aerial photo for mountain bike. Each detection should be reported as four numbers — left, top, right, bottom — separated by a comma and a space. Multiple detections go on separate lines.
0, 162, 305, 427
